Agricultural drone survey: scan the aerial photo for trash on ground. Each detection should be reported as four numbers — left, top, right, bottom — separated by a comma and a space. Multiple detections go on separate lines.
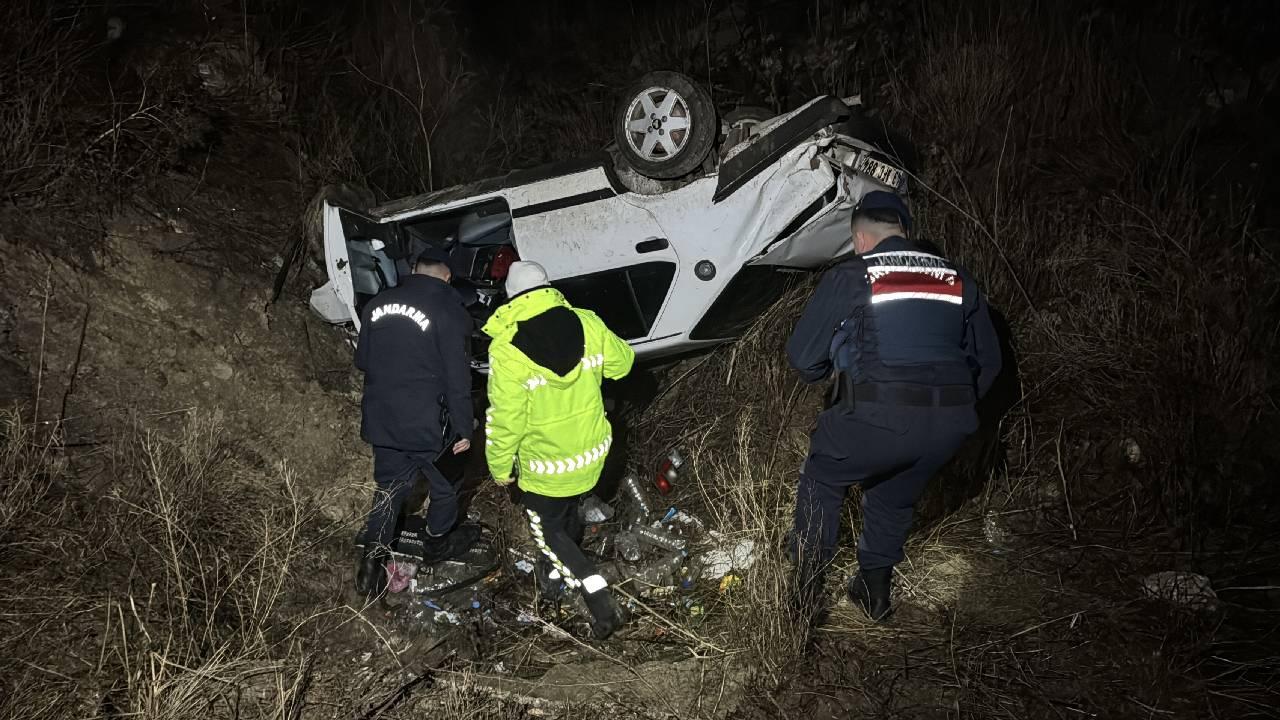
620, 472, 655, 521
663, 507, 705, 531
514, 559, 534, 574
627, 551, 686, 594
653, 448, 685, 496
699, 533, 756, 579
580, 495, 615, 524
635, 524, 688, 552
718, 574, 742, 593
386, 560, 417, 593
615, 529, 642, 561
413, 542, 499, 594
982, 509, 1011, 551
1142, 571, 1218, 609
614, 532, 643, 562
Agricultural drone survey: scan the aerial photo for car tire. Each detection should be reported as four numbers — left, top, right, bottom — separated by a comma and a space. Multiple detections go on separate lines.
720, 106, 774, 157
614, 71, 716, 180
722, 105, 774, 133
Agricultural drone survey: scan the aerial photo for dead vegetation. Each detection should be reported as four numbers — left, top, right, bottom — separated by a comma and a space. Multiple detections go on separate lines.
2, 0, 1278, 718
0, 409, 332, 719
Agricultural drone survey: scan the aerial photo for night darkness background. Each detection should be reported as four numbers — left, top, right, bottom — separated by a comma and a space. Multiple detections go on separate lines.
1, 0, 1279, 718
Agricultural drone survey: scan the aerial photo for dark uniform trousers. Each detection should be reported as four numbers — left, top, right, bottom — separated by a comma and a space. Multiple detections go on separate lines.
361, 447, 460, 552
520, 491, 600, 590
793, 400, 977, 572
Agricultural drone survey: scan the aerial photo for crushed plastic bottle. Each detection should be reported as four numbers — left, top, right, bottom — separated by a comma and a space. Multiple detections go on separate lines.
982, 509, 1011, 553
615, 529, 642, 561
665, 504, 706, 532
621, 473, 654, 520
635, 524, 688, 552
630, 551, 686, 589
579, 495, 615, 524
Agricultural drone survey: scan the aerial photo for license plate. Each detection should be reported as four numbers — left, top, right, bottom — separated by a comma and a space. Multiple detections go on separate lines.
852, 153, 904, 189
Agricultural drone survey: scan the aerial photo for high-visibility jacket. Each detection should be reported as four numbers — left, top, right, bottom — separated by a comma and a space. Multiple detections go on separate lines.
482, 287, 635, 497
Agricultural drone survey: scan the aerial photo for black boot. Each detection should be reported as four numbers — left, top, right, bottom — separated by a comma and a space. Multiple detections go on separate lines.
421, 523, 481, 564
583, 588, 625, 640
535, 556, 566, 602
355, 547, 388, 598
848, 567, 893, 621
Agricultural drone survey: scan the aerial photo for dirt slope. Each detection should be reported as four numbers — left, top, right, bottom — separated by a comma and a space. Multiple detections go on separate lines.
0, 155, 368, 523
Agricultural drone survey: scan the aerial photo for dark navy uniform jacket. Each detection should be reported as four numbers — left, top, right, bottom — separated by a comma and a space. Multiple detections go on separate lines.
355, 274, 474, 453
787, 236, 1002, 398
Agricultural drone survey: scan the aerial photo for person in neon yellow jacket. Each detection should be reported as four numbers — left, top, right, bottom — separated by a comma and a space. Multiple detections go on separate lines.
483, 261, 635, 639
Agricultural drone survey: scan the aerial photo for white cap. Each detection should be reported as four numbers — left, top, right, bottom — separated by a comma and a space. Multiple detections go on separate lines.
505, 261, 550, 297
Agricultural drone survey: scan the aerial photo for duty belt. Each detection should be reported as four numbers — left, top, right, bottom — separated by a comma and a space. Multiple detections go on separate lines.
851, 382, 975, 407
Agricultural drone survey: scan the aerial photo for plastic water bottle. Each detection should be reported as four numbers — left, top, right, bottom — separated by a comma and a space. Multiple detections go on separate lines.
621, 473, 654, 519
635, 524, 687, 552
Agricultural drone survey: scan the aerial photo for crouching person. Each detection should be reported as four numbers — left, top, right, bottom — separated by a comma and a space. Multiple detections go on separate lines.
483, 262, 635, 640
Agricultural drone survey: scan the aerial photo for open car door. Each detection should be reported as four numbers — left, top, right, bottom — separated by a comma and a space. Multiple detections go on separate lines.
309, 202, 400, 328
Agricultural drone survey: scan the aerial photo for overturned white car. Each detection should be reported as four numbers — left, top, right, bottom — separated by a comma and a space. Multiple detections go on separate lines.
309, 72, 913, 367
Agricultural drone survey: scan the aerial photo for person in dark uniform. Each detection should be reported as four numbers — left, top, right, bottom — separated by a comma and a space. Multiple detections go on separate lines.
354, 247, 479, 598
786, 191, 1002, 622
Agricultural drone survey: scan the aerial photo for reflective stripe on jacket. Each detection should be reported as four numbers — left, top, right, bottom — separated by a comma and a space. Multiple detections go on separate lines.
482, 287, 635, 497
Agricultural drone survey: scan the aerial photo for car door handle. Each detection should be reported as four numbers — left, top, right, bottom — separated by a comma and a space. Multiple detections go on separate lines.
635, 238, 669, 253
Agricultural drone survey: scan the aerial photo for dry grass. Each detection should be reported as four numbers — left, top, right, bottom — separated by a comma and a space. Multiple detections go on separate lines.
3, 0, 1276, 717
0, 2, 93, 201
604, 2, 1277, 714
0, 410, 331, 720
885, 1, 1273, 535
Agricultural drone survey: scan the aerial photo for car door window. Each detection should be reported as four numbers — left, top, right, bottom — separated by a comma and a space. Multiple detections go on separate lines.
554, 262, 676, 340
337, 209, 399, 315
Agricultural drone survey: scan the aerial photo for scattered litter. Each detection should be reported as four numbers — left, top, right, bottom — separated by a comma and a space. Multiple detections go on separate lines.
678, 563, 697, 590
423, 598, 443, 611
514, 559, 534, 574
664, 507, 705, 531
615, 529, 643, 561
494, 661, 506, 674
621, 473, 655, 520
1142, 572, 1218, 609
386, 561, 417, 594
982, 510, 1011, 551
635, 525, 688, 552
699, 536, 756, 579
654, 448, 685, 495
629, 551, 686, 592
517, 610, 538, 624
718, 574, 741, 593
580, 495, 615, 523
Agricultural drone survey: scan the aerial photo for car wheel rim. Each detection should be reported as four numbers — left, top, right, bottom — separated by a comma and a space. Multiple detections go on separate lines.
624, 86, 692, 162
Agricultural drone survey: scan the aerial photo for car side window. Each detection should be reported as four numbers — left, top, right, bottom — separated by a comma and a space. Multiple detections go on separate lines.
553, 262, 676, 340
